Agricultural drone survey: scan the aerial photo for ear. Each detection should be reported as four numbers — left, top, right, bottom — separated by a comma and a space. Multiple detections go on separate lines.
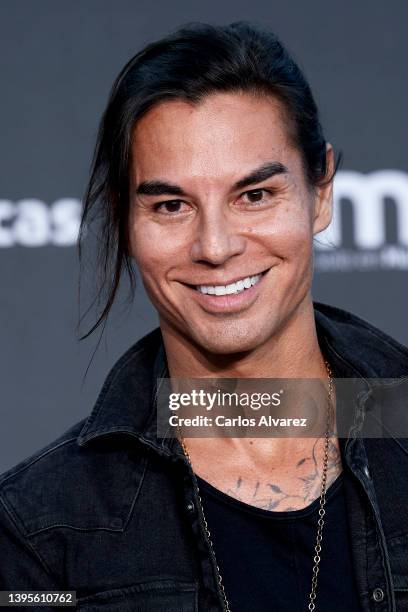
312, 143, 334, 235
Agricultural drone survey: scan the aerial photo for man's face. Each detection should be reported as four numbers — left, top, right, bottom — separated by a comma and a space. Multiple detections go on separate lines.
128, 92, 332, 354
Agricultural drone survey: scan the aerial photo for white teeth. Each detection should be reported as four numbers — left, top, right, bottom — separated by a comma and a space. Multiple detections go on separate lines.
196, 273, 263, 296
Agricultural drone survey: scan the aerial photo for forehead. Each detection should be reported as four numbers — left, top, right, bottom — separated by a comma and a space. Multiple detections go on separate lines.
130, 92, 299, 182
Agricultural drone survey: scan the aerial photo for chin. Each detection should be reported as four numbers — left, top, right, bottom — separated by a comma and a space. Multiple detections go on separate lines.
189, 320, 268, 356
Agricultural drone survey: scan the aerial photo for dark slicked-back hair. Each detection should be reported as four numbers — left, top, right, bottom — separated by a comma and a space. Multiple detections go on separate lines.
78, 21, 341, 340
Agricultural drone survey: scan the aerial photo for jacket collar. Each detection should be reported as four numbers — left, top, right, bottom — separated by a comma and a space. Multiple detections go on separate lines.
77, 301, 408, 456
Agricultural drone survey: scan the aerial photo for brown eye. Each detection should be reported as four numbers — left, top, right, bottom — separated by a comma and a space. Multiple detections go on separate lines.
164, 201, 181, 213
246, 190, 265, 203
241, 189, 274, 206
154, 200, 185, 214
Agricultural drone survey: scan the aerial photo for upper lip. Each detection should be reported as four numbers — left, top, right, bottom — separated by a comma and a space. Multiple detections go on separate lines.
183, 267, 271, 287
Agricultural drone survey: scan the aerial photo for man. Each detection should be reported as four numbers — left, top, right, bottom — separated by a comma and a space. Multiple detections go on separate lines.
1, 21, 408, 612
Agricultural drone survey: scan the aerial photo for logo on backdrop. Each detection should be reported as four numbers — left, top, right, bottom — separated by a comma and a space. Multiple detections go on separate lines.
1, 171, 408, 271
0, 198, 81, 247
314, 170, 408, 271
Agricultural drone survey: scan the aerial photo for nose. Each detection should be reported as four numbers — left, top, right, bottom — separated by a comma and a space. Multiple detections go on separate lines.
190, 205, 246, 265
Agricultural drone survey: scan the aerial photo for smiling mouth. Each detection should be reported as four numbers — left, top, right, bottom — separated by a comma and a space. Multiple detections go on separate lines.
183, 267, 271, 296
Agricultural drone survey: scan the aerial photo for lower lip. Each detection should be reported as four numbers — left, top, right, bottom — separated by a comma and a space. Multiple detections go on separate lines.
186, 269, 271, 314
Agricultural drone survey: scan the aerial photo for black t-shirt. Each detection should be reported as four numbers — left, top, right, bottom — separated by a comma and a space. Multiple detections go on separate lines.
195, 471, 361, 611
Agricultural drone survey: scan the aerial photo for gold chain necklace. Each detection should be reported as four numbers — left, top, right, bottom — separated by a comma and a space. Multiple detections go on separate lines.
177, 360, 334, 612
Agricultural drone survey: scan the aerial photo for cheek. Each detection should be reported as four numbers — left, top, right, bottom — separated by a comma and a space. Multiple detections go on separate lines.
281, 220, 313, 258
254, 205, 313, 260
279, 195, 313, 249
129, 216, 187, 275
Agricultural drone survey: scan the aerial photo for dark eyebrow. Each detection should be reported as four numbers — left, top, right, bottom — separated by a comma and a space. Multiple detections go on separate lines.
135, 161, 289, 197
233, 161, 289, 190
136, 180, 186, 197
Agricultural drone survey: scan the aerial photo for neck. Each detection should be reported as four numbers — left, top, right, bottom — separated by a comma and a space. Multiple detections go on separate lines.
160, 298, 328, 381
160, 298, 338, 470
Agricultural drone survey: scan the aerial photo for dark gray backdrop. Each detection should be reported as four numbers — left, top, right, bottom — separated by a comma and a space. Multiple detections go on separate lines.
1, 0, 407, 472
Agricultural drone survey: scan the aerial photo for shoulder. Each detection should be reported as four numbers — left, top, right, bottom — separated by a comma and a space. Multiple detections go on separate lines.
0, 418, 148, 537
313, 301, 408, 377
0, 329, 164, 537
0, 419, 84, 535
0, 418, 86, 494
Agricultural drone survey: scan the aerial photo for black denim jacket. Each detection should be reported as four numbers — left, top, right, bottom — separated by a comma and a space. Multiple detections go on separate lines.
1, 301, 408, 611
